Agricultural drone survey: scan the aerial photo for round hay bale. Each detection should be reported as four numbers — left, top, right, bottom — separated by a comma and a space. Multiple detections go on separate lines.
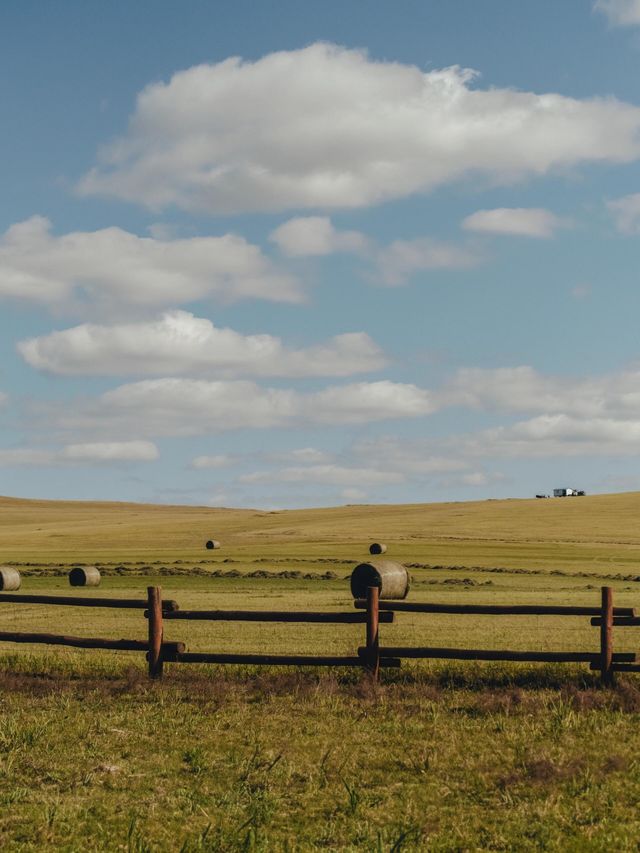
69, 566, 101, 587
205, 540, 221, 550
369, 542, 387, 555
0, 567, 21, 591
350, 559, 409, 600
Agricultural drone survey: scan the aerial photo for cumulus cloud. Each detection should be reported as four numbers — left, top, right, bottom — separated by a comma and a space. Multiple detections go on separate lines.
444, 365, 640, 420
268, 447, 335, 465
0, 441, 158, 467
310, 381, 435, 423
376, 238, 481, 285
271, 216, 480, 285
462, 415, 640, 458
234, 437, 475, 497
0, 216, 299, 310
77, 44, 640, 214
349, 411, 640, 473
49, 378, 436, 439
607, 193, 640, 233
18, 310, 387, 378
270, 217, 368, 256
594, 0, 640, 26
62, 441, 159, 461
461, 208, 567, 238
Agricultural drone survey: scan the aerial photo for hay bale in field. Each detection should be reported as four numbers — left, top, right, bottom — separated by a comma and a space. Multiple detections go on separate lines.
69, 566, 101, 587
0, 567, 21, 591
350, 559, 410, 600
369, 542, 387, 555
205, 540, 221, 550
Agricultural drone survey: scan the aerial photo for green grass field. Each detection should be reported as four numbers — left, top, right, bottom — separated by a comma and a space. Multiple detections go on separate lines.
3, 493, 640, 850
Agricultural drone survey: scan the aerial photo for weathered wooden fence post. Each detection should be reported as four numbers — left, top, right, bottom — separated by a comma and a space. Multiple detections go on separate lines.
365, 585, 380, 682
147, 586, 163, 679
600, 586, 614, 687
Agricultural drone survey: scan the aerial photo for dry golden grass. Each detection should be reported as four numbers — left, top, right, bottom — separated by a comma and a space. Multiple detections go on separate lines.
3, 491, 640, 572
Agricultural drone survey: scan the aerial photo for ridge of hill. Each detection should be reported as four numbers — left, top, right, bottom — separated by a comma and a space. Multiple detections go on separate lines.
2, 492, 640, 572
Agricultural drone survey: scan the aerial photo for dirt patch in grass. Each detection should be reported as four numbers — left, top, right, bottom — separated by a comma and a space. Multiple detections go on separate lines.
1, 662, 639, 715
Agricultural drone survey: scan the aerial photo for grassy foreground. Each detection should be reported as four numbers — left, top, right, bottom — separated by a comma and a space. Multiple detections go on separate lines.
1, 573, 640, 851
2, 493, 640, 849
2, 659, 640, 851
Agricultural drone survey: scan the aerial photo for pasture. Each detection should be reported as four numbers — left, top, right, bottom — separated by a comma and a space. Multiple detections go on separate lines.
3, 493, 640, 849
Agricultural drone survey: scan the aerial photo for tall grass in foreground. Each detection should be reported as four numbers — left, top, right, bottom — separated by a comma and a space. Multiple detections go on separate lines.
2, 655, 640, 851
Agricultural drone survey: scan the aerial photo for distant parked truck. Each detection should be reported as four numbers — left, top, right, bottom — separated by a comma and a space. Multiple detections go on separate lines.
553, 488, 586, 497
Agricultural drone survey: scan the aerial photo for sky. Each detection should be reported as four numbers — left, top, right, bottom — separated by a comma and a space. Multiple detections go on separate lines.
2, 0, 640, 509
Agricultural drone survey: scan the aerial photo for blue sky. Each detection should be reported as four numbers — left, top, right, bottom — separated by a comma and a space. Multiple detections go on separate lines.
2, 0, 640, 508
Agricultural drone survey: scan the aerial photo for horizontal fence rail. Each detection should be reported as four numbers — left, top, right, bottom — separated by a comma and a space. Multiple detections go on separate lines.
0, 593, 179, 610
359, 646, 636, 664
0, 630, 184, 655
355, 586, 635, 685
0, 586, 386, 680
165, 652, 400, 667
160, 609, 393, 623
353, 600, 635, 617
0, 584, 638, 686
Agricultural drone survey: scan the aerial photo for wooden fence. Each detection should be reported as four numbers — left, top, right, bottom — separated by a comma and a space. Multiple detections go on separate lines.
0, 586, 398, 680
354, 586, 636, 685
0, 585, 637, 685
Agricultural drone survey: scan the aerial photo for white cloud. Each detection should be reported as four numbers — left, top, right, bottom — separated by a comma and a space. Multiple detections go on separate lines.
18, 310, 387, 378
376, 238, 481, 285
270, 217, 368, 256
0, 216, 300, 311
0, 392, 7, 407
444, 365, 640, 420
240, 464, 404, 486
459, 472, 492, 486
310, 381, 435, 423
0, 441, 158, 467
191, 454, 234, 469
49, 378, 436, 439
463, 414, 640, 458
272, 216, 481, 285
594, 0, 640, 26
607, 193, 640, 233
238, 437, 474, 496
461, 207, 566, 238
61, 441, 159, 461
274, 447, 335, 465
77, 43, 640, 214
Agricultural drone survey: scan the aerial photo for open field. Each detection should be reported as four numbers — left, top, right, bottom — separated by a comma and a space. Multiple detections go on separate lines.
5, 491, 640, 572
3, 494, 640, 849
4, 659, 640, 851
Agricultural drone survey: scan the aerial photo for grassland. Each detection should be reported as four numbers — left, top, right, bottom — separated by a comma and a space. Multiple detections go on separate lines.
5, 490, 640, 572
3, 493, 640, 850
